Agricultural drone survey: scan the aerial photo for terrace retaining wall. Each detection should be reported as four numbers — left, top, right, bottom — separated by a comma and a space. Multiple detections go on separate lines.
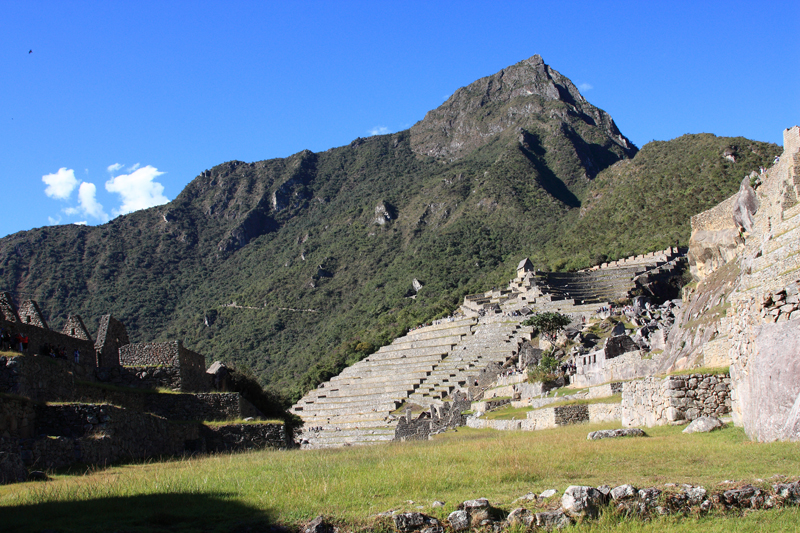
622, 373, 731, 427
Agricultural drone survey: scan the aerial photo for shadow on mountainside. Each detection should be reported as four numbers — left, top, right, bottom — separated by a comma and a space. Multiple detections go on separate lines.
2, 491, 277, 533
518, 135, 581, 208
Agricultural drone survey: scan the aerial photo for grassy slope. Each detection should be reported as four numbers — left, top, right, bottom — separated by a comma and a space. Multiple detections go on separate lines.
1, 423, 798, 532
544, 134, 782, 269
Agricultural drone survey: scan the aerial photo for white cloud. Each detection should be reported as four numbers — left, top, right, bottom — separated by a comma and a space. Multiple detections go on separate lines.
42, 168, 78, 200
127, 163, 140, 172
74, 221, 87, 226
578, 83, 593, 91
368, 126, 390, 136
75, 182, 108, 221
48, 215, 62, 225
107, 163, 123, 174
105, 165, 169, 216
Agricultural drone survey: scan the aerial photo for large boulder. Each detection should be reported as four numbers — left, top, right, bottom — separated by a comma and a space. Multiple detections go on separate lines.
735, 318, 800, 441
393, 512, 439, 532
604, 335, 638, 359
682, 416, 724, 434
732, 175, 759, 234
561, 485, 604, 518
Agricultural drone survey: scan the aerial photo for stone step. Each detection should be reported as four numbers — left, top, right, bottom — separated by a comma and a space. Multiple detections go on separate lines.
764, 221, 800, 255
408, 319, 477, 335
300, 427, 396, 440
402, 325, 475, 342
379, 335, 465, 352
297, 403, 401, 418
340, 354, 449, 366
293, 413, 393, 426
302, 432, 396, 448
755, 235, 800, 272
337, 361, 438, 376
301, 389, 417, 406
367, 346, 453, 360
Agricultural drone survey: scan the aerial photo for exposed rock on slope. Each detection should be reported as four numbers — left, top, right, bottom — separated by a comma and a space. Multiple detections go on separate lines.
663, 126, 800, 441
411, 55, 635, 165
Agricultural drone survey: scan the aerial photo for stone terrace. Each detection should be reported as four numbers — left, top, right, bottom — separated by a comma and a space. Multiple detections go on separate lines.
291, 317, 532, 448
292, 247, 688, 448
462, 247, 685, 317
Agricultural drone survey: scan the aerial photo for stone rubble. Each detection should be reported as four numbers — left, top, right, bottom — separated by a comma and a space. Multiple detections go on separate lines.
587, 428, 647, 440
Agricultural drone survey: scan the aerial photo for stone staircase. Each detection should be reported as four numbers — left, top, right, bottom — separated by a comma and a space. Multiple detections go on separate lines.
291, 318, 476, 447
291, 316, 534, 447
407, 317, 531, 407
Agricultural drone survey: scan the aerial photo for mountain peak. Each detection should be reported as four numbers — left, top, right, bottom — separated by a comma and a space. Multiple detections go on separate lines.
410, 55, 634, 161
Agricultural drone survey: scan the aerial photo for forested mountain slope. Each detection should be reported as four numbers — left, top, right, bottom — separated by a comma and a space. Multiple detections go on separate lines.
0, 55, 780, 400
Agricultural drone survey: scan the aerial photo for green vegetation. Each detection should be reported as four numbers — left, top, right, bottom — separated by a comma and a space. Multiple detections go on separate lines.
667, 366, 730, 377
1, 423, 798, 532
535, 393, 622, 409
527, 354, 561, 384
522, 311, 572, 341
482, 404, 533, 420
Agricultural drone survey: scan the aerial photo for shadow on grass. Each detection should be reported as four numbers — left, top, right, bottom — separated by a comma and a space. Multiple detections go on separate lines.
3, 491, 277, 533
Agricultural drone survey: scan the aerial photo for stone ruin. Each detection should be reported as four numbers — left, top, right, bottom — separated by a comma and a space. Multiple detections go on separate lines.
292, 127, 800, 446
0, 295, 292, 484
291, 243, 689, 448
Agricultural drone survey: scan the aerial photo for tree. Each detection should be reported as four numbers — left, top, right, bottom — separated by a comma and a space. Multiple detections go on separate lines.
523, 312, 571, 342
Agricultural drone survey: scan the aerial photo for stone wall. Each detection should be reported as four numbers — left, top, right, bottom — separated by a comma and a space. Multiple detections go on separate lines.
201, 423, 291, 452
0, 317, 97, 368
553, 404, 589, 426
0, 355, 96, 403
588, 403, 622, 423
622, 373, 731, 427
395, 391, 471, 441
119, 341, 208, 392
73, 383, 261, 422
13, 403, 201, 470
573, 348, 657, 387
94, 315, 129, 367
466, 401, 620, 431
679, 126, 800, 441
688, 195, 742, 280
0, 394, 36, 439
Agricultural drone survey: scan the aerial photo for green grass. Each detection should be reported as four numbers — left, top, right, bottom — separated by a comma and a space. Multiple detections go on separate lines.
1, 423, 798, 532
483, 405, 534, 420
536, 393, 623, 409
666, 366, 729, 377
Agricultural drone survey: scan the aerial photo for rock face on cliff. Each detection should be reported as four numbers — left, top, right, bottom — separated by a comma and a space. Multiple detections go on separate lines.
410, 55, 636, 195
667, 126, 800, 441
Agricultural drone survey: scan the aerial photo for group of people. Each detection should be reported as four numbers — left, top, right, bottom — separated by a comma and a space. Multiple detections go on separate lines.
0, 326, 82, 363
39, 343, 80, 362
595, 305, 619, 315
0, 327, 28, 353
560, 361, 577, 374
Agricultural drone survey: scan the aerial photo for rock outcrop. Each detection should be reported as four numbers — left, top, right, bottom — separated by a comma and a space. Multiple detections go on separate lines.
668, 126, 800, 441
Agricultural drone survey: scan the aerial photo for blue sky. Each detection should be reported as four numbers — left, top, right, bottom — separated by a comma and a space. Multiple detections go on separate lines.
2, 1, 798, 238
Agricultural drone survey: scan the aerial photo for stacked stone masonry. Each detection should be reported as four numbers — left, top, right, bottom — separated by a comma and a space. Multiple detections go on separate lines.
622, 373, 731, 427
119, 341, 207, 392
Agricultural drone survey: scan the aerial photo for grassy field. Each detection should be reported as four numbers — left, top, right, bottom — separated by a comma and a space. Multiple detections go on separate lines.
1, 422, 799, 532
